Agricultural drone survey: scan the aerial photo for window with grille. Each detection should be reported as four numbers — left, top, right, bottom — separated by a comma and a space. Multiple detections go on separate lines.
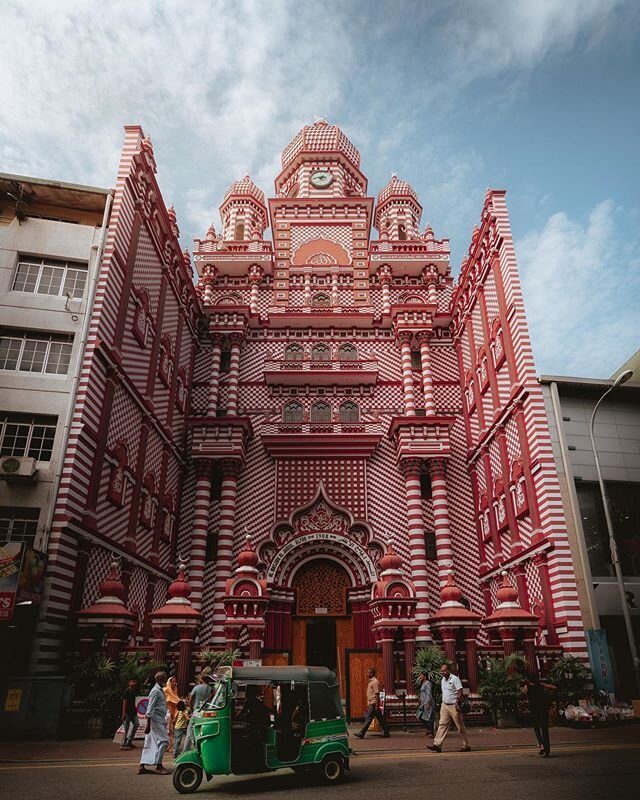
283, 402, 303, 423
339, 401, 360, 423
312, 293, 331, 307
411, 350, 422, 369
13, 257, 87, 298
285, 344, 304, 361
0, 329, 73, 374
425, 531, 437, 560
338, 343, 358, 360
0, 507, 39, 547
310, 401, 331, 423
311, 343, 331, 362
0, 413, 57, 461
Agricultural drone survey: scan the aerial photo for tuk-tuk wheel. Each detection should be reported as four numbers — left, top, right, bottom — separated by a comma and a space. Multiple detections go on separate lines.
172, 763, 203, 794
319, 755, 345, 784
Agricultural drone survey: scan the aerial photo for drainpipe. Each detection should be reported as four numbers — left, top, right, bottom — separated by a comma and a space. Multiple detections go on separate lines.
546, 380, 600, 628
41, 190, 114, 552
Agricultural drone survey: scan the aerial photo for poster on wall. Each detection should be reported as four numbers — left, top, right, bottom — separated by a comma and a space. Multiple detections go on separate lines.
0, 542, 25, 620
17, 548, 48, 604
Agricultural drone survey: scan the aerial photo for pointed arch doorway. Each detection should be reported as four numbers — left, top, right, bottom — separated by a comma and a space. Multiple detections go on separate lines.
291, 558, 353, 693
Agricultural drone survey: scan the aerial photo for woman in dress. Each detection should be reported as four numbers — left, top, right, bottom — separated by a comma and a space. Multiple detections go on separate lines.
163, 675, 180, 750
416, 671, 435, 736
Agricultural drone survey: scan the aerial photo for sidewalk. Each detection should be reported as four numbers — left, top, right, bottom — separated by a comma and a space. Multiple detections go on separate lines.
1, 723, 638, 763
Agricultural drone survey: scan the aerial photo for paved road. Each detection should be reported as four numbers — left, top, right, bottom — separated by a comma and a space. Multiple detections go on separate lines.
1, 742, 637, 799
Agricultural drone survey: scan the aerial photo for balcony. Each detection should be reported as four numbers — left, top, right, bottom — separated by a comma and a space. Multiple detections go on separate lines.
369, 239, 450, 277
260, 418, 383, 458
189, 416, 253, 463
388, 415, 456, 461
263, 357, 378, 386
265, 305, 377, 329
193, 239, 273, 277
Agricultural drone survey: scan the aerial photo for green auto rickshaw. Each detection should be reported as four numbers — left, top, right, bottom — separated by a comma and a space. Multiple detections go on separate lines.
173, 665, 351, 793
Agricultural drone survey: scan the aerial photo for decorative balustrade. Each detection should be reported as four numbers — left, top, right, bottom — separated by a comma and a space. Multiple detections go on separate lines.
263, 357, 378, 386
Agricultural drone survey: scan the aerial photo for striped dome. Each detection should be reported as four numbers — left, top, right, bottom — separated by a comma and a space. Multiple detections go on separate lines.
377, 174, 419, 205
223, 174, 266, 206
281, 119, 361, 170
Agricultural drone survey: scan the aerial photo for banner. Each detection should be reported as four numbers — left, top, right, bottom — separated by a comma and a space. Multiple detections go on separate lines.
0, 542, 25, 620
586, 628, 615, 694
18, 547, 47, 604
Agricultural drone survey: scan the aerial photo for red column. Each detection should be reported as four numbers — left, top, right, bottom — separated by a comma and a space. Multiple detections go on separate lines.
212, 460, 242, 645
481, 449, 503, 566
189, 460, 212, 611
523, 635, 538, 676
400, 458, 430, 641
513, 564, 530, 611
226, 333, 243, 415
248, 628, 263, 661
513, 403, 542, 534
464, 629, 480, 693
397, 331, 416, 414
428, 460, 455, 585
454, 340, 473, 448
469, 464, 489, 571
177, 631, 196, 696
380, 636, 396, 696
105, 626, 126, 662
152, 625, 168, 665
534, 553, 559, 645
439, 627, 458, 670
476, 285, 501, 412
403, 630, 417, 695
496, 426, 523, 553
498, 627, 516, 659
207, 333, 224, 415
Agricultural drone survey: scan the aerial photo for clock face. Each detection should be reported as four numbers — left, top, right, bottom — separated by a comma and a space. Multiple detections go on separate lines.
310, 169, 333, 189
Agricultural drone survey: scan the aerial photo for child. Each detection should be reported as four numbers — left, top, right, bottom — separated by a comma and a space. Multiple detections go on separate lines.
173, 700, 190, 758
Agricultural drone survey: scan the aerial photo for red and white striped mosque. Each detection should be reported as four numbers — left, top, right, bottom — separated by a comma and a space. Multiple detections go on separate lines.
34, 121, 587, 717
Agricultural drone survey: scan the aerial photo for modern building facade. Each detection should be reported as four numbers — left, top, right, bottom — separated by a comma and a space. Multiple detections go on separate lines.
540, 368, 640, 699
1, 123, 592, 730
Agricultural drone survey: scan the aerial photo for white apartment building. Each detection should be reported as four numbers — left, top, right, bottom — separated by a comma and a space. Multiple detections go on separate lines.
0, 173, 111, 684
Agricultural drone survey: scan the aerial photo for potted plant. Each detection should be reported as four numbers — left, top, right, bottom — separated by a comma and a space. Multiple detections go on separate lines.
547, 655, 590, 718
412, 644, 449, 717
478, 654, 521, 728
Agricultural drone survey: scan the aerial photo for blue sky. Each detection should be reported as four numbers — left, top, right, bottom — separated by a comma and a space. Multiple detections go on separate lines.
1, 0, 638, 378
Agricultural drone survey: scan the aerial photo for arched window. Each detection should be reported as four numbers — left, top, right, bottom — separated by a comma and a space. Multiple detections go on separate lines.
310, 401, 331, 423
284, 344, 304, 362
312, 293, 331, 307
338, 343, 358, 360
311, 343, 331, 362
339, 401, 359, 423
398, 223, 407, 241
234, 219, 245, 240
283, 401, 303, 423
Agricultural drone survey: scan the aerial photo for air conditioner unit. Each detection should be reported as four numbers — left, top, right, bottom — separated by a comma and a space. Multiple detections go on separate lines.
0, 456, 38, 481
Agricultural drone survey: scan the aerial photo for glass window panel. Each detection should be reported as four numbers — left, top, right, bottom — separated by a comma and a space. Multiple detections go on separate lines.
37, 265, 64, 295
45, 341, 72, 374
19, 339, 48, 372
0, 337, 22, 370
63, 268, 87, 298
13, 262, 40, 293
1, 423, 30, 456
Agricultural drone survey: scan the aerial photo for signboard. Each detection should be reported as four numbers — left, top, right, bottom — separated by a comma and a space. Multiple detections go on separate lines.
266, 532, 377, 582
0, 543, 25, 620
4, 688, 22, 712
586, 628, 615, 694
18, 548, 47, 604
113, 696, 149, 743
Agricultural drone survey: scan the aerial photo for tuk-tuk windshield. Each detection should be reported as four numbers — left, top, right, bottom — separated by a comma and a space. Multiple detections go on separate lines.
202, 678, 227, 710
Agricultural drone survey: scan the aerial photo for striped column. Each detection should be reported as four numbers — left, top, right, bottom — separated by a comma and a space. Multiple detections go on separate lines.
188, 460, 212, 611
248, 265, 262, 314
397, 331, 416, 415
303, 273, 311, 306
421, 266, 438, 305
379, 265, 392, 313
428, 459, 455, 586
400, 458, 431, 642
331, 271, 339, 306
211, 459, 242, 646
207, 333, 224, 416
416, 331, 435, 416
226, 333, 243, 416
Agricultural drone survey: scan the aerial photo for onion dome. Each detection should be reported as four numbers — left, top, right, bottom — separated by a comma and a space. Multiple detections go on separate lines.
483, 572, 539, 629
222, 174, 266, 206
237, 534, 259, 573
150, 560, 202, 624
281, 119, 361, 170
77, 560, 136, 625
429, 570, 482, 627
379, 541, 403, 575
377, 174, 419, 206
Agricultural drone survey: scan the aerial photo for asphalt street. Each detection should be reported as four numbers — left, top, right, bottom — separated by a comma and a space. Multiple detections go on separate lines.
0, 742, 637, 800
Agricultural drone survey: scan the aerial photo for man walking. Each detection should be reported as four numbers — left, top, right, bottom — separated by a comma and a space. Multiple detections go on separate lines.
427, 663, 471, 752
353, 667, 390, 739
120, 678, 139, 750
138, 670, 170, 775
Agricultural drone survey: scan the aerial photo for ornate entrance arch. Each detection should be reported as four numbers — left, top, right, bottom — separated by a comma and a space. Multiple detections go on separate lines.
261, 483, 380, 588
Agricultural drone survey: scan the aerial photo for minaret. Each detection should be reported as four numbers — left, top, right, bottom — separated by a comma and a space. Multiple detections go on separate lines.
219, 175, 268, 243
374, 175, 422, 241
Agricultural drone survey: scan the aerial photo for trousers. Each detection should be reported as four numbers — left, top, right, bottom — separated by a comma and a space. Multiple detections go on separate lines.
433, 703, 470, 748
359, 703, 389, 736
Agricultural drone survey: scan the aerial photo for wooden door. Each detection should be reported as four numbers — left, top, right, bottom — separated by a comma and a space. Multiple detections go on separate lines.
291, 618, 306, 665
335, 617, 353, 699
346, 650, 384, 721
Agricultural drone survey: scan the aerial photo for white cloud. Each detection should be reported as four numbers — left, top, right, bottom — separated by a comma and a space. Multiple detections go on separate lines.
517, 201, 640, 378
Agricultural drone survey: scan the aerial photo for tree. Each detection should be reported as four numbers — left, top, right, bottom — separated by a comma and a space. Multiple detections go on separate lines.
478, 654, 521, 724
412, 644, 449, 707
547, 655, 590, 706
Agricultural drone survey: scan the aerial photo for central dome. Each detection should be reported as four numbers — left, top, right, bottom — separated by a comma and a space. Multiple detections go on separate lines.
281, 119, 361, 170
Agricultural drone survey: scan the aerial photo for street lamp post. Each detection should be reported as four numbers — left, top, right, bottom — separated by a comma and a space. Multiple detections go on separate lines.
588, 368, 640, 695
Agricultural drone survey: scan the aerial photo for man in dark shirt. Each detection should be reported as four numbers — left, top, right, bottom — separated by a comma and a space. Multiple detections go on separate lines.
517, 664, 556, 757
121, 679, 139, 750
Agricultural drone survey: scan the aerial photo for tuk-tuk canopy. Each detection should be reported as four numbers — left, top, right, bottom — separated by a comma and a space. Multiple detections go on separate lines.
230, 666, 338, 686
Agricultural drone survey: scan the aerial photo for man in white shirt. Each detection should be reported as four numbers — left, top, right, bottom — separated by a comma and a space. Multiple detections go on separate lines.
427, 663, 471, 753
